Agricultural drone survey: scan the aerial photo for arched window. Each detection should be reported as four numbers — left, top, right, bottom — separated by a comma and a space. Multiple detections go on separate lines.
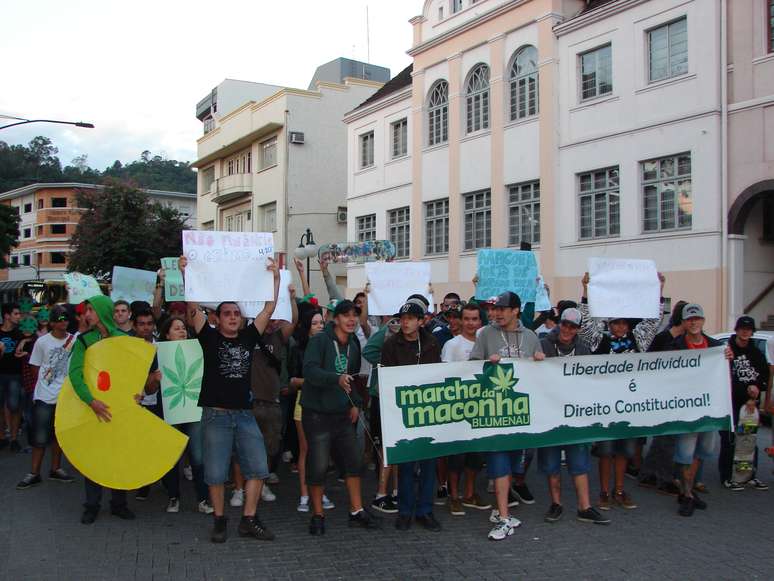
510, 46, 538, 120
465, 64, 490, 133
427, 80, 449, 146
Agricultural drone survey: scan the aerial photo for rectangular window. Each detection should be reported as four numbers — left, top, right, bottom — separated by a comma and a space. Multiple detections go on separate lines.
52, 197, 67, 208
23, 203, 32, 213
22, 254, 31, 266
360, 131, 374, 168
388, 206, 410, 259
202, 167, 215, 192
648, 17, 688, 82
23, 228, 31, 239
10, 255, 18, 266
357, 214, 376, 242
463, 190, 491, 251
451, 0, 463, 13
391, 118, 408, 159
770, 0, 774, 53
37, 199, 44, 209
261, 138, 277, 169
425, 199, 449, 255
224, 215, 234, 232
580, 44, 613, 100
262, 203, 277, 232
578, 167, 620, 239
50, 252, 66, 265
51, 224, 67, 235
203, 116, 214, 134
508, 180, 540, 246
642, 153, 692, 232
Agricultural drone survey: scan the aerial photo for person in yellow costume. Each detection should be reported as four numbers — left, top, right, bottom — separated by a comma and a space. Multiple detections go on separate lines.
69, 294, 139, 524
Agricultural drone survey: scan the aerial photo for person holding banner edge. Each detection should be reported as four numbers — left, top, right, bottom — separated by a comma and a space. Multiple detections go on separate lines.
179, 255, 280, 543
469, 290, 544, 541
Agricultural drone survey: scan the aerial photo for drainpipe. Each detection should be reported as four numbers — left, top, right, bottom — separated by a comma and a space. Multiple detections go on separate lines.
720, 0, 729, 328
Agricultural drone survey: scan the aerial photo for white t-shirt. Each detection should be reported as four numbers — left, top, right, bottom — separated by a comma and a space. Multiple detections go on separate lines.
441, 335, 476, 363
30, 332, 76, 404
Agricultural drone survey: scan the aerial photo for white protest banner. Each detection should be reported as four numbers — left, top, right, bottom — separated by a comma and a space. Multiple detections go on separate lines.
588, 257, 660, 319
232, 269, 293, 321
182, 231, 274, 303
110, 266, 157, 304
365, 261, 431, 316
63, 272, 103, 304
378, 348, 732, 465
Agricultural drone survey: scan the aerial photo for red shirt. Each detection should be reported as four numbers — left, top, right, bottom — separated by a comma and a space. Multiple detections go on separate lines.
686, 336, 708, 350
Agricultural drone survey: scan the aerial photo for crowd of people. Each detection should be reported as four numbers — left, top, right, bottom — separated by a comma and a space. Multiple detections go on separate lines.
0, 256, 770, 543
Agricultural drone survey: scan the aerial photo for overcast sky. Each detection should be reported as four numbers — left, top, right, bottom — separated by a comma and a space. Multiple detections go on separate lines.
1, 0, 416, 170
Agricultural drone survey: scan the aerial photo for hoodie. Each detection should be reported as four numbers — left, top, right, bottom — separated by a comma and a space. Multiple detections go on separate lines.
578, 300, 663, 354
381, 326, 441, 368
68, 295, 125, 405
301, 322, 361, 413
727, 334, 770, 414
540, 327, 592, 358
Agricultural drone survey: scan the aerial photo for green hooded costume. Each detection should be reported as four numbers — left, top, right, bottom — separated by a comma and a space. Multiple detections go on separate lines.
68, 295, 125, 405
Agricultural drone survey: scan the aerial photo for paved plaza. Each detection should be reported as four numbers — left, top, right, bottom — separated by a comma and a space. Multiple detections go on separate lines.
1, 432, 774, 581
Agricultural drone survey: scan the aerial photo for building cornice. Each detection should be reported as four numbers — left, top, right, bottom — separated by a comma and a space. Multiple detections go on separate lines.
554, 0, 649, 36
0, 183, 193, 201
343, 87, 413, 124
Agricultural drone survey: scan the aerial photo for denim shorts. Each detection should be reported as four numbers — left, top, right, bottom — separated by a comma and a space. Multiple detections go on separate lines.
448, 452, 485, 473
30, 400, 57, 448
673, 431, 717, 465
252, 401, 283, 459
202, 407, 269, 485
0, 373, 23, 413
486, 449, 530, 479
538, 444, 591, 476
595, 437, 638, 459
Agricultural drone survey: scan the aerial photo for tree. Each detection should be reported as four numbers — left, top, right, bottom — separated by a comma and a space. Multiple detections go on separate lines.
0, 204, 21, 269
67, 180, 187, 279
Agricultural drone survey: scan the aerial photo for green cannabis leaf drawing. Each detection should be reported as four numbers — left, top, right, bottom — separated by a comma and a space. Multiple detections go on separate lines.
490, 365, 516, 391
162, 344, 203, 409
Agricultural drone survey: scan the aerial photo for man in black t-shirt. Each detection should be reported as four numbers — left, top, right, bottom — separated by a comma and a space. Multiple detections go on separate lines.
180, 256, 280, 544
0, 303, 23, 452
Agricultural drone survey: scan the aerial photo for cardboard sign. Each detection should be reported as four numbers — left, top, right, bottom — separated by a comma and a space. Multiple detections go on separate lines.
161, 257, 185, 302
158, 339, 203, 425
63, 272, 103, 304
588, 258, 660, 319
475, 250, 538, 302
365, 262, 432, 316
110, 266, 157, 305
183, 231, 274, 302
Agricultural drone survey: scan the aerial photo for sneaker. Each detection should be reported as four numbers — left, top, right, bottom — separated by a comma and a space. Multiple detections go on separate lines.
677, 495, 695, 517
656, 481, 681, 496
348, 508, 381, 529
747, 478, 769, 491
198, 500, 214, 514
166, 498, 180, 513
598, 491, 611, 510
48, 468, 74, 483
462, 493, 492, 510
625, 464, 639, 480
261, 484, 276, 502
322, 494, 335, 510
110, 506, 136, 520
230, 488, 244, 507
693, 482, 709, 494
267, 472, 280, 485
135, 487, 150, 501
211, 515, 228, 543
81, 506, 99, 525
487, 479, 495, 493
691, 492, 707, 510
511, 483, 535, 504
16, 473, 42, 490
9, 440, 21, 453
638, 474, 658, 488
434, 485, 449, 506
297, 496, 310, 513
183, 465, 193, 481
415, 513, 442, 532
449, 498, 466, 516
489, 509, 501, 524
290, 463, 299, 474
544, 503, 563, 523
613, 490, 638, 509
395, 515, 412, 531
507, 489, 520, 508
309, 514, 325, 535
577, 507, 611, 525
238, 515, 275, 540
722, 480, 745, 491
487, 516, 521, 541
282, 450, 293, 463
372, 495, 398, 514
336, 475, 346, 484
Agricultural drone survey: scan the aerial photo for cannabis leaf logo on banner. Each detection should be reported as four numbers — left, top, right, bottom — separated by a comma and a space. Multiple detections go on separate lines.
490, 364, 517, 391
162, 344, 203, 409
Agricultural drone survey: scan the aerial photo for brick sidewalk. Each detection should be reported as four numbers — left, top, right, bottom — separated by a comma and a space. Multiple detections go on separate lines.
1, 432, 773, 580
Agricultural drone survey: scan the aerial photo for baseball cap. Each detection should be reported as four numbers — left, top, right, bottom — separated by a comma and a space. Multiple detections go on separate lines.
734, 315, 756, 331
325, 299, 340, 312
332, 299, 357, 317
682, 303, 705, 320
398, 302, 425, 318
75, 302, 87, 315
560, 307, 582, 327
492, 291, 521, 309
49, 305, 69, 322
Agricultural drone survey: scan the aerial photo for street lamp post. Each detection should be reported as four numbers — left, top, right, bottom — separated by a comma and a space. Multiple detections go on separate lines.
293, 228, 318, 289
0, 115, 95, 131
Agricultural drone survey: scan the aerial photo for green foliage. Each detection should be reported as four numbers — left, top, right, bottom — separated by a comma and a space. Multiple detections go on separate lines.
0, 136, 195, 193
162, 344, 203, 409
67, 180, 187, 278
0, 203, 21, 269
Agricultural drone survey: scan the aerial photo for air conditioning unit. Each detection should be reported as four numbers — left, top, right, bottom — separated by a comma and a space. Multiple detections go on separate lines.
290, 131, 305, 144
336, 207, 348, 224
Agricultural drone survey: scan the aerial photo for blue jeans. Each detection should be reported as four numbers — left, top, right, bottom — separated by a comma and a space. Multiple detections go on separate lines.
160, 420, 208, 502
202, 407, 269, 485
398, 459, 436, 518
674, 431, 717, 465
487, 449, 530, 479
538, 444, 591, 476
0, 373, 22, 413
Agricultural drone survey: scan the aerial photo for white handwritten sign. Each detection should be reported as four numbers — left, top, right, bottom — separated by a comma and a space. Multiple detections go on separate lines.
63, 272, 103, 304
183, 231, 274, 303
110, 266, 157, 304
365, 262, 432, 316
234, 269, 293, 321
588, 257, 660, 319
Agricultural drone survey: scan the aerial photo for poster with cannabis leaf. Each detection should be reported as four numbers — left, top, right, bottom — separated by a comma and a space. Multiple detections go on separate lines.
158, 339, 203, 425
